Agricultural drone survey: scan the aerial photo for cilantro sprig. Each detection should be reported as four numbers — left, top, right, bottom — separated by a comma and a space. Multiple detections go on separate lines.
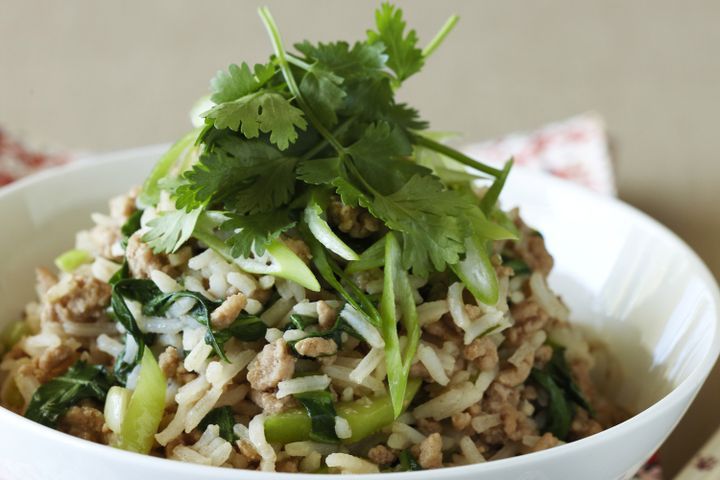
140, 2, 517, 418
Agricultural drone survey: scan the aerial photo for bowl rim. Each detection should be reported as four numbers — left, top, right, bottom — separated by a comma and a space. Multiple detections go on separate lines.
1, 145, 718, 478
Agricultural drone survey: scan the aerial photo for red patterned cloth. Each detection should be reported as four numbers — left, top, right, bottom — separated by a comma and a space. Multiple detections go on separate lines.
0, 128, 69, 186
0, 119, 658, 478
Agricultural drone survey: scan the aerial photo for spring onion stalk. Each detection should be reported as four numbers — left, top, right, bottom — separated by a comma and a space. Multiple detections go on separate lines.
304, 200, 359, 261
380, 233, 421, 417
138, 129, 200, 208
451, 237, 498, 305
194, 213, 320, 292
54, 249, 92, 273
104, 386, 132, 434
480, 158, 513, 214
117, 348, 166, 454
345, 237, 385, 274
1, 321, 30, 352
264, 378, 421, 444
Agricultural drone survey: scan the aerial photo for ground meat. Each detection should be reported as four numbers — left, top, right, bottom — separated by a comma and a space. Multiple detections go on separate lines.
316, 300, 336, 331
42, 274, 111, 324
531, 432, 561, 452
409, 362, 432, 381
534, 345, 553, 366
463, 338, 499, 372
293, 337, 337, 358
497, 350, 535, 387
451, 411, 472, 430
417, 433, 443, 469
249, 390, 297, 414
58, 405, 108, 444
277, 457, 300, 473
283, 237, 312, 265
416, 418, 443, 435
523, 235, 554, 276
368, 445, 397, 465
158, 346, 180, 380
125, 231, 175, 279
423, 315, 463, 344
505, 299, 549, 346
327, 196, 381, 238
236, 438, 261, 463
35, 267, 58, 299
570, 408, 603, 439
33, 344, 78, 383
210, 293, 247, 329
246, 340, 296, 391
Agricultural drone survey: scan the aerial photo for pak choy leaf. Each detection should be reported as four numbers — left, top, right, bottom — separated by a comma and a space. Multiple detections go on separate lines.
25, 361, 113, 427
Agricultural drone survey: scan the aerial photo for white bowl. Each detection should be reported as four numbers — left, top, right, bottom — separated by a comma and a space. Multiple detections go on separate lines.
0, 146, 718, 480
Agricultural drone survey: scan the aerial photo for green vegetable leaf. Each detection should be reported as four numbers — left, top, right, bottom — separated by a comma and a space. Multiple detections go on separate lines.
199, 406, 238, 442
176, 139, 298, 214
299, 66, 346, 127
212, 314, 268, 345
367, 2, 424, 82
367, 174, 471, 276
294, 390, 339, 444
294, 41, 387, 80
530, 368, 573, 440
25, 361, 113, 427
143, 207, 202, 254
399, 450, 422, 471
221, 209, 296, 258
120, 209, 143, 242
546, 346, 594, 415
209, 62, 275, 104
202, 92, 307, 150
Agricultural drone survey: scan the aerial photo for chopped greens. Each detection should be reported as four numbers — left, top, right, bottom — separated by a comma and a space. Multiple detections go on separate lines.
399, 450, 422, 471
25, 361, 113, 427
199, 406, 238, 443
531, 347, 594, 440
54, 249, 92, 273
294, 390, 339, 443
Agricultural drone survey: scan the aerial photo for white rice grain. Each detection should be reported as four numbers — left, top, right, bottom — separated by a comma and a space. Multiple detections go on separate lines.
349, 347, 384, 385
417, 300, 449, 326
249, 414, 276, 472
185, 386, 223, 433
334, 416, 352, 440
244, 298, 263, 315
96, 334, 124, 358
227, 271, 258, 296
150, 270, 182, 293
322, 365, 385, 394
459, 435, 485, 464
277, 375, 331, 399
413, 382, 484, 421
282, 329, 308, 342
258, 275, 275, 290
417, 344, 451, 386
265, 328, 284, 343
471, 414, 502, 434
325, 453, 379, 474
91, 257, 121, 283
530, 272, 569, 321
340, 305, 384, 349
184, 341, 213, 373
391, 422, 426, 444
260, 298, 294, 327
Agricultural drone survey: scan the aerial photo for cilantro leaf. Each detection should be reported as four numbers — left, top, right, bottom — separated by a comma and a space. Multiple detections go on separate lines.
367, 2, 424, 82
202, 91, 307, 150
294, 41, 387, 80
176, 139, 298, 214
296, 156, 365, 207
347, 122, 427, 195
367, 175, 473, 276
221, 209, 296, 257
299, 66, 346, 127
209, 62, 275, 104
143, 207, 203, 254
